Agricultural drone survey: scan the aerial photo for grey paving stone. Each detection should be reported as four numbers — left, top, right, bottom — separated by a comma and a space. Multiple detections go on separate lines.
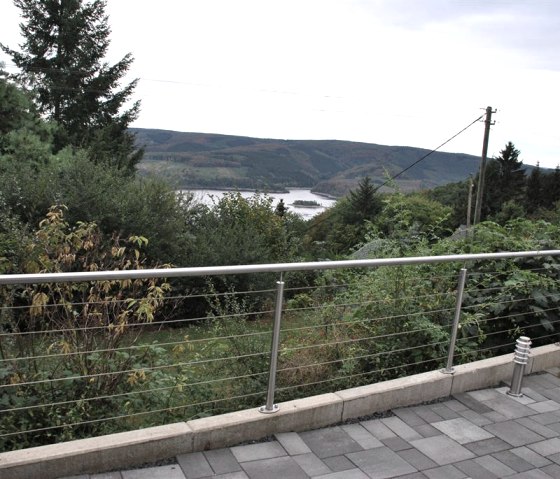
530, 400, 560, 413
511, 446, 552, 467
524, 387, 551, 403
464, 437, 511, 456
549, 451, 560, 464
91, 474, 123, 479
200, 473, 248, 479
292, 452, 331, 476
360, 418, 397, 439
475, 454, 517, 477
61, 476, 90, 479
483, 411, 509, 422
323, 455, 355, 472
428, 404, 460, 420
204, 448, 242, 475
454, 458, 499, 479
381, 416, 423, 441
468, 388, 501, 401
300, 426, 363, 458
542, 463, 560, 479
241, 456, 308, 479
393, 407, 427, 427
540, 388, 560, 404
231, 441, 286, 463
346, 446, 417, 479
484, 419, 545, 447
381, 436, 412, 451
548, 422, 560, 434
496, 386, 537, 404
441, 399, 468, 412
396, 474, 428, 479
453, 393, 494, 414
505, 470, 557, 479
516, 416, 559, 438
533, 412, 560, 425
413, 423, 441, 438
482, 393, 537, 419
525, 374, 560, 390
397, 448, 438, 470
314, 470, 369, 479
423, 464, 468, 478
410, 435, 475, 465
410, 405, 444, 424
491, 450, 535, 472
177, 452, 214, 478
275, 432, 312, 455
432, 417, 494, 444
121, 465, 186, 479
341, 423, 383, 449
457, 408, 493, 426
528, 438, 560, 457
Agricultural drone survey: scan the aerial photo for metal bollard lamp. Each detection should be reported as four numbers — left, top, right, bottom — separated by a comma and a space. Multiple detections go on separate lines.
507, 336, 531, 397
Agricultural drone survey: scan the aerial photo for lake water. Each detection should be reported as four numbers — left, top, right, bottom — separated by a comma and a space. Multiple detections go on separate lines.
184, 188, 336, 219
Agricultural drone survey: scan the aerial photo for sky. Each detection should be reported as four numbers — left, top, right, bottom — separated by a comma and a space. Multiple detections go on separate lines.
1, 0, 559, 168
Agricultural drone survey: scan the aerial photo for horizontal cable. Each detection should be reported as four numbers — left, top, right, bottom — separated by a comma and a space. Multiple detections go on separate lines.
281, 315, 453, 354
283, 289, 454, 315
0, 308, 274, 337
277, 355, 448, 394
0, 370, 268, 414
0, 389, 267, 439
0, 326, 272, 363
279, 338, 450, 374
0, 350, 269, 389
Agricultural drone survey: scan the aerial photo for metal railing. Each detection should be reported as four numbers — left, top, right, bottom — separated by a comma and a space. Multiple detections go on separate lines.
1, 249, 560, 451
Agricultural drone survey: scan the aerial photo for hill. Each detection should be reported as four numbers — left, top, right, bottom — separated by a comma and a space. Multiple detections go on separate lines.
133, 128, 481, 196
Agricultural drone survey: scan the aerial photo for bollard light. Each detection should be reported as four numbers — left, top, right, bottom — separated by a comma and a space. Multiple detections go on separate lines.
507, 336, 531, 397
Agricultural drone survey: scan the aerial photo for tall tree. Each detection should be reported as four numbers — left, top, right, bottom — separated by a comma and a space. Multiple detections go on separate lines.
483, 142, 526, 218
526, 163, 543, 214
345, 176, 383, 225
1, 0, 141, 171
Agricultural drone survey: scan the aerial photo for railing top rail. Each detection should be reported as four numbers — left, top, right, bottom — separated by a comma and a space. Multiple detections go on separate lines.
0, 250, 559, 285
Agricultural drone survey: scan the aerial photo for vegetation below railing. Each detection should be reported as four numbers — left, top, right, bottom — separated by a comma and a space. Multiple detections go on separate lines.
1, 207, 559, 451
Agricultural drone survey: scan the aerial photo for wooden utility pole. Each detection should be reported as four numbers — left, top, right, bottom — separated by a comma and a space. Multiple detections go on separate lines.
473, 106, 495, 226
466, 177, 474, 229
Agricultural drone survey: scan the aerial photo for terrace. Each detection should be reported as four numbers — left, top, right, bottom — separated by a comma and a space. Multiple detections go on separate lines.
1, 250, 560, 478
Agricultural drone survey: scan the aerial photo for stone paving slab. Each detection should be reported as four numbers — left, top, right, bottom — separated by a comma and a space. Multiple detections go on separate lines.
61, 370, 560, 479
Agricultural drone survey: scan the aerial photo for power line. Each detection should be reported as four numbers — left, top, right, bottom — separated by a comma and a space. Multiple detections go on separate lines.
372, 113, 486, 193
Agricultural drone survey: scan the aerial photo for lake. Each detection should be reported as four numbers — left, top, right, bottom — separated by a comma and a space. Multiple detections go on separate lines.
183, 188, 337, 219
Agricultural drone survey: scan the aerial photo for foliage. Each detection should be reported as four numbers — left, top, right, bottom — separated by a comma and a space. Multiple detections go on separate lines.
2, 0, 141, 171
482, 142, 526, 220
0, 206, 171, 449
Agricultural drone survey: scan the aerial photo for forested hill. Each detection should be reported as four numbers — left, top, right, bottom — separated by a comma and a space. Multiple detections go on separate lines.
133, 128, 481, 196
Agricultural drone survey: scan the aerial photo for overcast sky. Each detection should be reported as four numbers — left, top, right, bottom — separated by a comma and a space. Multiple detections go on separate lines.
1, 0, 559, 167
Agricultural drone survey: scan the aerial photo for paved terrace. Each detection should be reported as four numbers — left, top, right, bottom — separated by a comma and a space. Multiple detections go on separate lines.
61, 369, 560, 479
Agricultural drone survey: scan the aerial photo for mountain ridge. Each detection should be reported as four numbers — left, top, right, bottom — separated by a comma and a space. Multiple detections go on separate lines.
133, 128, 482, 196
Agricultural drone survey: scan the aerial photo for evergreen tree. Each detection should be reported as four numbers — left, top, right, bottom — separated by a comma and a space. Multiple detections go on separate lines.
542, 166, 560, 209
346, 176, 383, 224
1, 0, 141, 172
526, 163, 543, 214
483, 142, 526, 218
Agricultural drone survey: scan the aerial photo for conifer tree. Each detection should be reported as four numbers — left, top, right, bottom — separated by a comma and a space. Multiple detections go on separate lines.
1, 0, 141, 172
483, 142, 526, 218
526, 163, 543, 213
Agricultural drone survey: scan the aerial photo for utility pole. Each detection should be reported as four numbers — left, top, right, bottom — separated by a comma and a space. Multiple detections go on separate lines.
466, 177, 474, 230
473, 106, 496, 226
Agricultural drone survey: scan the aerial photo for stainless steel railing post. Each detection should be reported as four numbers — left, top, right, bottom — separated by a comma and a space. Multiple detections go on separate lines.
442, 268, 468, 374
259, 277, 285, 413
